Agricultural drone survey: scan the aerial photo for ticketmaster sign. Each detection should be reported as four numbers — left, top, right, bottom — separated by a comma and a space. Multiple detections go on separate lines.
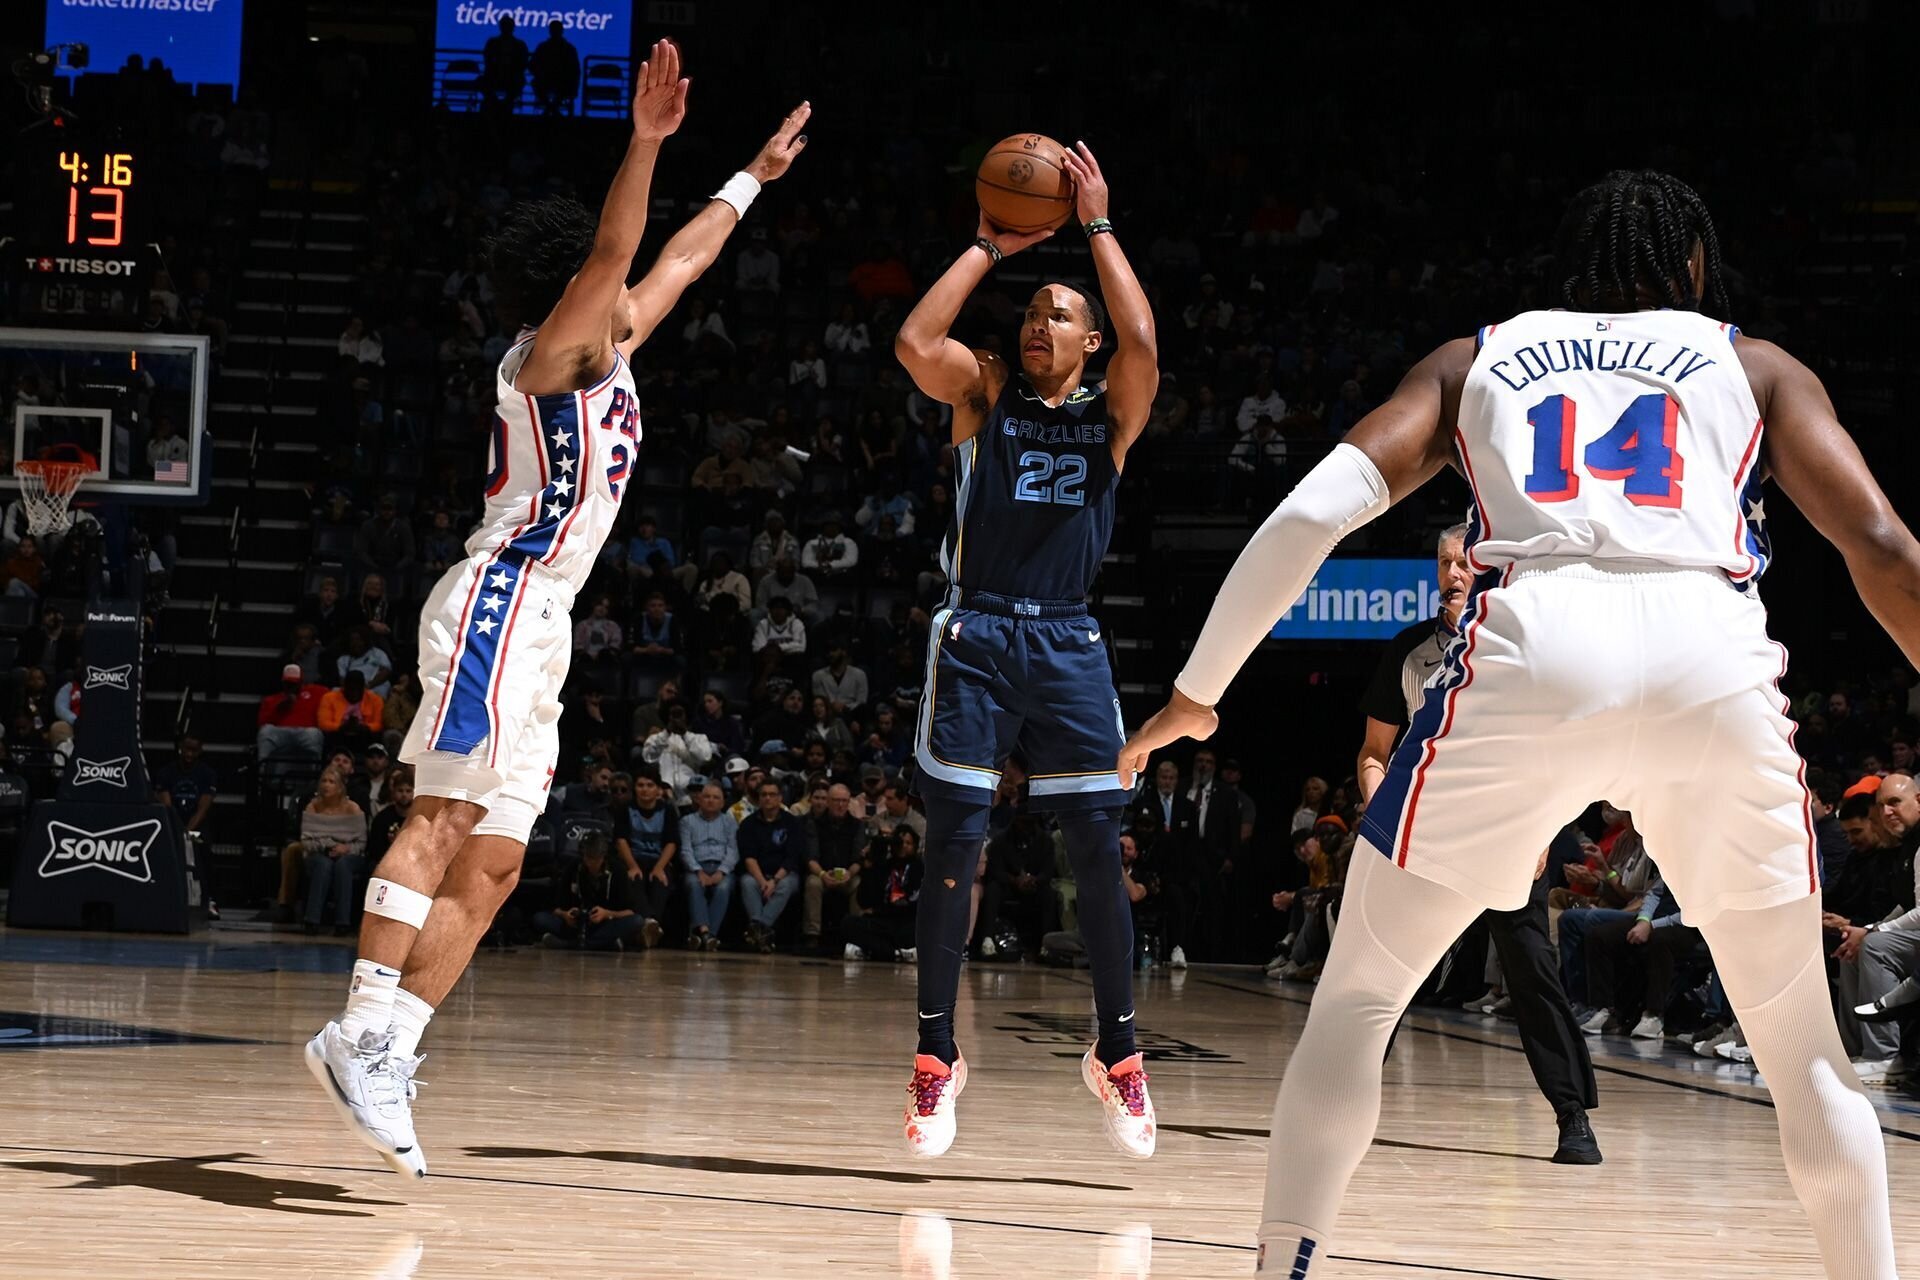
44, 0, 246, 90
1269, 559, 1443, 642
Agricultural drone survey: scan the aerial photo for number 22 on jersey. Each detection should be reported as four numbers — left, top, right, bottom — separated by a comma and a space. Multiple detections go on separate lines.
1523, 392, 1685, 509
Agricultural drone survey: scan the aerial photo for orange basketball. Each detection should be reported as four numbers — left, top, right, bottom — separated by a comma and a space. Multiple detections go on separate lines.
976, 133, 1076, 235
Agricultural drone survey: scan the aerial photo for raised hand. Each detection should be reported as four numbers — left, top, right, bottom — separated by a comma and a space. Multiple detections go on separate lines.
976, 211, 1054, 259
748, 101, 812, 183
631, 38, 689, 141
1059, 141, 1109, 226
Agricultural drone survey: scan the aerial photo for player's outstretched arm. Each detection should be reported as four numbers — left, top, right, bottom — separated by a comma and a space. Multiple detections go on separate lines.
895, 217, 1050, 437
519, 39, 688, 394
618, 102, 811, 359
1745, 338, 1920, 667
1117, 339, 1472, 787
1059, 142, 1158, 455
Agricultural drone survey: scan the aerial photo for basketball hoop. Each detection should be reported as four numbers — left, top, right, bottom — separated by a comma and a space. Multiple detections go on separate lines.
15, 460, 90, 536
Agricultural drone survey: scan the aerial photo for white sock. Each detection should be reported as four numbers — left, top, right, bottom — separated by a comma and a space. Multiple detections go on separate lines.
388, 988, 435, 1058
339, 958, 401, 1041
1254, 1225, 1323, 1277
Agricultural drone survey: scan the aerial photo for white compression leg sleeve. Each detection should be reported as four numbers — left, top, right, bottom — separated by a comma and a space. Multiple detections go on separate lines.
1178, 442, 1389, 707
1701, 896, 1896, 1280
1258, 850, 1485, 1273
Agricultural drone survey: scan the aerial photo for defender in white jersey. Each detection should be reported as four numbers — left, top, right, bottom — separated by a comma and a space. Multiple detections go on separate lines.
1125, 172, 1920, 1278
305, 43, 812, 1180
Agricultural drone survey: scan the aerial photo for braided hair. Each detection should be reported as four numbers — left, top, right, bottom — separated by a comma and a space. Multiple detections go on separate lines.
1552, 170, 1727, 315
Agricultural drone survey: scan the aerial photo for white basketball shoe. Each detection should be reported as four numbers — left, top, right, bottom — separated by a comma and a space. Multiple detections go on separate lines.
903, 1053, 968, 1158
305, 1021, 427, 1178
1082, 1047, 1156, 1159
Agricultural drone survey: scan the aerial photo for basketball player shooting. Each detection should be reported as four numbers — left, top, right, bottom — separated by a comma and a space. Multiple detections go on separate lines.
1121, 171, 1918, 1278
304, 42, 811, 1178
894, 142, 1160, 1160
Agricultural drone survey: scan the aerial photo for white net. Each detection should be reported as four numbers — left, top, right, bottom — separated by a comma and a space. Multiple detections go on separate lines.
16, 463, 87, 536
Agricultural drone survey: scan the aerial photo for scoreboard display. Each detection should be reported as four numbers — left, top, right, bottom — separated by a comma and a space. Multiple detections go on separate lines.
16, 134, 152, 320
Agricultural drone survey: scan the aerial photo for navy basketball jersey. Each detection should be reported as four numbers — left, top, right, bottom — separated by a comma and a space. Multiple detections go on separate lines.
942, 378, 1118, 601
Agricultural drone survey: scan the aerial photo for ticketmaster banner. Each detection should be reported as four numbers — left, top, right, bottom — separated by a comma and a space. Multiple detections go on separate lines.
437, 0, 632, 115
44, 0, 246, 91
1268, 559, 1443, 642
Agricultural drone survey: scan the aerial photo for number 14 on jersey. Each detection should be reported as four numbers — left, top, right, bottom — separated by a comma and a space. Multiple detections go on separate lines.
1523, 392, 1685, 509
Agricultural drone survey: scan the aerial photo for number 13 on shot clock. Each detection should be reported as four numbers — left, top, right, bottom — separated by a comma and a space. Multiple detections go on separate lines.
57, 151, 136, 248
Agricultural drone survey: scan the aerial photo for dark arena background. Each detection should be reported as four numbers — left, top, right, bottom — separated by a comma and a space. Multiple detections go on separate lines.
1, 3, 1918, 1277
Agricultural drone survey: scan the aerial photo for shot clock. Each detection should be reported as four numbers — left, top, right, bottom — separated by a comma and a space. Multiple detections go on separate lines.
16, 135, 153, 319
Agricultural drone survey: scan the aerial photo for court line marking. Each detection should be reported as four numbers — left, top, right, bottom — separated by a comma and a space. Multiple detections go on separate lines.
1194, 976, 1920, 1143
0, 1140, 1563, 1277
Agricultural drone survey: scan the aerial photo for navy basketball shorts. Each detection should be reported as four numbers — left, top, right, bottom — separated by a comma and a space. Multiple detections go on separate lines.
912, 592, 1129, 813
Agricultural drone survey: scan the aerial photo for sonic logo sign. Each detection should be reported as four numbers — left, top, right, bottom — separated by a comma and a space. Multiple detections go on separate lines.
38, 818, 163, 884
83, 664, 133, 692
73, 757, 131, 787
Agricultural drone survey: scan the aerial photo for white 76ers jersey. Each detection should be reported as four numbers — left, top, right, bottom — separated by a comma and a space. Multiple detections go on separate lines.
467, 333, 641, 593
1456, 309, 1768, 585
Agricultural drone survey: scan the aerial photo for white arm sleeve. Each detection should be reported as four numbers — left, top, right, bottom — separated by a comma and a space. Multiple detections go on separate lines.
1175, 442, 1392, 706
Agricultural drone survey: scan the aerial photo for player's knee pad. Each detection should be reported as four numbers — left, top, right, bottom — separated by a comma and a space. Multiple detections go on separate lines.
365, 877, 433, 928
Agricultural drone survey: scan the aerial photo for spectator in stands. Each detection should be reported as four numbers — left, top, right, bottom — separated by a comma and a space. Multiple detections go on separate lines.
804, 782, 865, 948
692, 437, 754, 492
1290, 776, 1328, 833
319, 670, 384, 755
1, 534, 45, 597
354, 495, 416, 599
535, 831, 645, 950
631, 679, 681, 744
739, 779, 806, 951
1129, 760, 1201, 966
623, 513, 676, 582
628, 591, 683, 678
382, 671, 420, 748
866, 781, 926, 843
421, 509, 460, 581
1560, 810, 1658, 1022
154, 736, 218, 838
755, 555, 819, 625
257, 662, 327, 771
802, 514, 859, 578
643, 704, 713, 806
19, 605, 72, 676
574, 594, 623, 662
812, 644, 869, 718
336, 627, 394, 697
841, 828, 922, 961
679, 782, 738, 949
736, 227, 782, 294
694, 552, 752, 616
691, 690, 747, 761
296, 576, 357, 648
528, 18, 580, 115
300, 766, 367, 936
368, 766, 413, 861
805, 693, 853, 755
749, 510, 799, 577
361, 743, 395, 813
480, 14, 529, 110
611, 771, 676, 945
984, 808, 1058, 956
563, 763, 614, 815
753, 686, 810, 755
284, 622, 327, 685
1235, 371, 1286, 433
1581, 874, 1698, 1039
751, 597, 808, 691
1831, 777, 1920, 1080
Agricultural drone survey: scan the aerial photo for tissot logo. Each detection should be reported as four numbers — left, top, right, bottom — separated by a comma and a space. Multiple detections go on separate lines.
84, 664, 132, 691
39, 818, 163, 884
73, 756, 131, 787
20, 256, 140, 277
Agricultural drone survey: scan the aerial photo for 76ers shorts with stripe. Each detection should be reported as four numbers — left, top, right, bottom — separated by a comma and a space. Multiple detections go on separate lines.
912, 591, 1130, 813
400, 547, 572, 842
1357, 559, 1817, 927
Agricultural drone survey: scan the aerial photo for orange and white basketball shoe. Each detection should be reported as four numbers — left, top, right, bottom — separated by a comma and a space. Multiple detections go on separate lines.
1082, 1047, 1156, 1159
903, 1053, 968, 1158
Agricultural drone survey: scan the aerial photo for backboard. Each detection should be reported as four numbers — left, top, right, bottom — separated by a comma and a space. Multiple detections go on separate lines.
0, 326, 210, 505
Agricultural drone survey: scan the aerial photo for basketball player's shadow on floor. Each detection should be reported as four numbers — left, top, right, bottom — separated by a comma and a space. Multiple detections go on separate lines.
1157, 1125, 1552, 1163
4, 1152, 405, 1216
464, 1146, 1133, 1191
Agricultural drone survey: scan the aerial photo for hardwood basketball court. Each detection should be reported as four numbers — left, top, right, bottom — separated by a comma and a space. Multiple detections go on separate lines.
2, 931, 1914, 1278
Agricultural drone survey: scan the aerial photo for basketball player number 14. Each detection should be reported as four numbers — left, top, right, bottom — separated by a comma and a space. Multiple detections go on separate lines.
1523, 392, 1684, 508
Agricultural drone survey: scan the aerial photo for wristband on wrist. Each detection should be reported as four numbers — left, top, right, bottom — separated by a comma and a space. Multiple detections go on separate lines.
1604, 869, 1619, 880
1083, 217, 1114, 237
1635, 915, 1652, 924
711, 171, 762, 219
973, 236, 1003, 265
